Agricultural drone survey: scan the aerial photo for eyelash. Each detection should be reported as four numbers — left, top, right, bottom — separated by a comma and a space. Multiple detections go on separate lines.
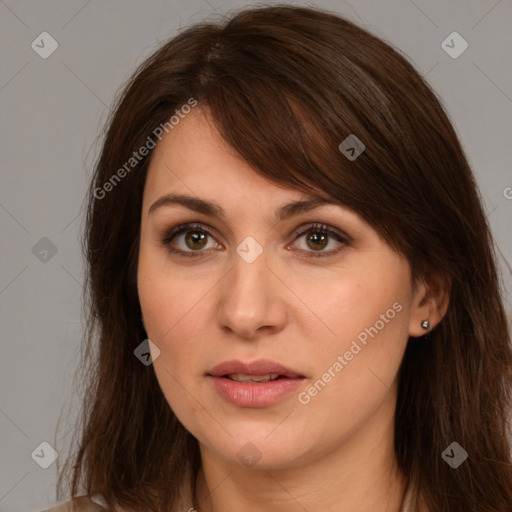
161, 222, 349, 259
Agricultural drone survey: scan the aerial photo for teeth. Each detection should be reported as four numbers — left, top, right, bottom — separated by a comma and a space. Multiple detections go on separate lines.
227, 373, 280, 383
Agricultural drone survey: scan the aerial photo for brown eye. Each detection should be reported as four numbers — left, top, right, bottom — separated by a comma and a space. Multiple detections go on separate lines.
291, 223, 348, 258
161, 222, 349, 260
162, 223, 220, 258
183, 230, 208, 250
305, 231, 329, 251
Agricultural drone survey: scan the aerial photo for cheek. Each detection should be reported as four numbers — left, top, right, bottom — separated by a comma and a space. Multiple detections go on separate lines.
296, 259, 410, 350
138, 245, 208, 342
293, 297, 409, 451
137, 249, 217, 403
305, 290, 408, 389
137, 259, 207, 421
295, 256, 411, 403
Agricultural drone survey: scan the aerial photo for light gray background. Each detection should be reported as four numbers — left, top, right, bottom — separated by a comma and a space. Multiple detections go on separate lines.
1, 1, 511, 511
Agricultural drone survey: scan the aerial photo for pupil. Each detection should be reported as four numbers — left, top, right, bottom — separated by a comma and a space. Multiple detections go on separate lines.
307, 232, 327, 250
186, 231, 206, 249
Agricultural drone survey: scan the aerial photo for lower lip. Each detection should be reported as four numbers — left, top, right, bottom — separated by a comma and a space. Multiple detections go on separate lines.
209, 376, 304, 408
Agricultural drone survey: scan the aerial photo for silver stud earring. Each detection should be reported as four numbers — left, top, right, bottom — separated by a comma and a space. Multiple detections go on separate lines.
421, 319, 430, 330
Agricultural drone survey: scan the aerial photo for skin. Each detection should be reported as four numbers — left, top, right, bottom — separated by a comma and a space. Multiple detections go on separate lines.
137, 107, 449, 512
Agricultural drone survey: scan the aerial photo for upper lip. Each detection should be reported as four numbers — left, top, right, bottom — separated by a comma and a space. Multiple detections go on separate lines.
208, 359, 304, 378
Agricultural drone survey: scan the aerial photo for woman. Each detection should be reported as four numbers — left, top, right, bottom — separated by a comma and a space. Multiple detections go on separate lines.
44, 5, 512, 512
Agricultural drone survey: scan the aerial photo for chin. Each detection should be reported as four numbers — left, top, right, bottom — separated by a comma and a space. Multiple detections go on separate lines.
197, 427, 312, 470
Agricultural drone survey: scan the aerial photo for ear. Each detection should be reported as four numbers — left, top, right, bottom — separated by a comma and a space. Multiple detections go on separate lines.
408, 272, 450, 338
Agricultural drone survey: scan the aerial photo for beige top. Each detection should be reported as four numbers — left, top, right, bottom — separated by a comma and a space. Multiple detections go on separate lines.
40, 477, 419, 512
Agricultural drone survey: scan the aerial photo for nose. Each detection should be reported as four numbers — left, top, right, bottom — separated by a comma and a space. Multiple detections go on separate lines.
216, 248, 288, 340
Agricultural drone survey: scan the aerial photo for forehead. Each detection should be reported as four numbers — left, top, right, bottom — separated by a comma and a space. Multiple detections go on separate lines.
139, 108, 390, 253
143, 108, 310, 209
140, 107, 372, 235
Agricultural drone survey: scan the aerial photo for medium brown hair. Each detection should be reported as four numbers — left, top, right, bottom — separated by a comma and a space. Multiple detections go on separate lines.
58, 5, 512, 511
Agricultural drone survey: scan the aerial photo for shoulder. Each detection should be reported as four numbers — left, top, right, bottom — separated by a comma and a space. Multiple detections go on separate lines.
40, 495, 109, 512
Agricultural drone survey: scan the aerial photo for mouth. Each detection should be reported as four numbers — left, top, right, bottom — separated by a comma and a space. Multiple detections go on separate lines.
222, 373, 286, 383
207, 358, 304, 380
207, 359, 306, 408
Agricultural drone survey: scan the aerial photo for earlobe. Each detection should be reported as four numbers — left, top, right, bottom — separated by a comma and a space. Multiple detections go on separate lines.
408, 273, 450, 338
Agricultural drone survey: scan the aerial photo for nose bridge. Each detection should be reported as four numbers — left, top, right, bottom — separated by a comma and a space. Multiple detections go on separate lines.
216, 241, 286, 338
230, 233, 271, 294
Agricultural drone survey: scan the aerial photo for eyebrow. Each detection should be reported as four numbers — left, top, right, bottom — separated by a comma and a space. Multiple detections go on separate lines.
148, 193, 342, 222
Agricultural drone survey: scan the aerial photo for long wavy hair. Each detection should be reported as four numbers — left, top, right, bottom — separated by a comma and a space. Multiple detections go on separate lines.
57, 5, 512, 511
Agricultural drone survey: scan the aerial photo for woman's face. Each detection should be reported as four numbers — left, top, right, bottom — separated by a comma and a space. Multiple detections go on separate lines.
137, 107, 425, 470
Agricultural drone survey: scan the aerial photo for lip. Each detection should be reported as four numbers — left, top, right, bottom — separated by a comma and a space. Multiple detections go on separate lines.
208, 359, 303, 378
207, 359, 305, 408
